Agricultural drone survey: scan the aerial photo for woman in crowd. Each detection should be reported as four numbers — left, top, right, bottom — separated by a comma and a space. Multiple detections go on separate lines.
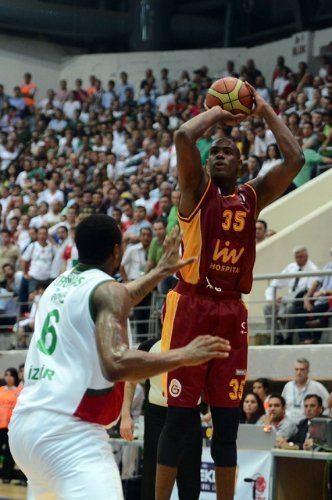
252, 377, 271, 412
239, 392, 266, 424
258, 143, 282, 177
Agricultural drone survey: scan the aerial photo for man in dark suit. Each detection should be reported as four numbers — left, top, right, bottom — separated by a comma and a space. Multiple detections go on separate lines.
277, 394, 324, 449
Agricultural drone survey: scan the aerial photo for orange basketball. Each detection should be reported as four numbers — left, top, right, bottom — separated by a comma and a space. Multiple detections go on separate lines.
205, 77, 254, 115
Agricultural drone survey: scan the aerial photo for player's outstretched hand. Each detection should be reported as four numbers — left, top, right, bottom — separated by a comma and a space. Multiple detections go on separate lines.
156, 225, 196, 277
181, 335, 231, 366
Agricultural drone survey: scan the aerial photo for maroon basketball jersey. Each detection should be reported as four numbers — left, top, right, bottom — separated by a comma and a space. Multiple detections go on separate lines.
178, 179, 257, 294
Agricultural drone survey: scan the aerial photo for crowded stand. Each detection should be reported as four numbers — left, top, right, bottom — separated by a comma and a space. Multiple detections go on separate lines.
0, 55, 331, 498
0, 57, 331, 349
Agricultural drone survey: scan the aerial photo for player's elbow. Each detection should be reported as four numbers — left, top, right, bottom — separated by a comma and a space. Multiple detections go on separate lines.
174, 126, 193, 145
287, 149, 305, 172
102, 364, 123, 383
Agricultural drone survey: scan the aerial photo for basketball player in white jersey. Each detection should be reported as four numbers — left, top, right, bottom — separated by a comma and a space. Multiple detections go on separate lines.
9, 214, 230, 500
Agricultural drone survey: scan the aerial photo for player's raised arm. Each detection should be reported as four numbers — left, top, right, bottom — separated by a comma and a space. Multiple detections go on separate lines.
248, 85, 304, 213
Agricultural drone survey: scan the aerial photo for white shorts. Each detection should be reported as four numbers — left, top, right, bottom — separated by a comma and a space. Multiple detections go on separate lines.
9, 409, 124, 500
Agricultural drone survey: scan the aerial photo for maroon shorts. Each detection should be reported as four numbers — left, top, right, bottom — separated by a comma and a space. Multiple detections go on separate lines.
161, 286, 248, 408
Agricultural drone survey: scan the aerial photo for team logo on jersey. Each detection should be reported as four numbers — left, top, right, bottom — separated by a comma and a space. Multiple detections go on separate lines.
169, 378, 182, 397
240, 321, 247, 335
212, 240, 244, 264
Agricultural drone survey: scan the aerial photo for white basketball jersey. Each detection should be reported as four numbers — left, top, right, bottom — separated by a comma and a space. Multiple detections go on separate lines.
14, 266, 124, 427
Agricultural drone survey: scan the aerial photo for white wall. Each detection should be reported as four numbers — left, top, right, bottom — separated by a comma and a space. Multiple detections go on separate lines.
2, 346, 331, 381
260, 168, 332, 234
60, 27, 332, 95
0, 34, 75, 102
0, 27, 331, 102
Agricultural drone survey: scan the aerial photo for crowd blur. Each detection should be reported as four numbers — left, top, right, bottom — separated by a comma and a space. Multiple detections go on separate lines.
0, 56, 331, 347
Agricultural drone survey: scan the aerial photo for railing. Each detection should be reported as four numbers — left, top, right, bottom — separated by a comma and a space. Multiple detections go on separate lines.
128, 269, 332, 347
250, 269, 332, 345
1, 269, 331, 349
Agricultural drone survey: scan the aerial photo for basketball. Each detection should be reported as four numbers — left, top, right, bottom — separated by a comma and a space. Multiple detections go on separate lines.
205, 77, 254, 115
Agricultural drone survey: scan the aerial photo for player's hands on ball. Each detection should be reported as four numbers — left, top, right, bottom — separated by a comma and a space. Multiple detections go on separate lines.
218, 108, 247, 127
245, 82, 268, 117
156, 225, 196, 277
182, 335, 231, 366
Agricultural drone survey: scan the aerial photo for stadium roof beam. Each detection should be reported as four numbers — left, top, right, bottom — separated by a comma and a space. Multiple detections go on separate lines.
236, 23, 296, 45
292, 0, 305, 31
177, 0, 228, 14
0, 0, 132, 42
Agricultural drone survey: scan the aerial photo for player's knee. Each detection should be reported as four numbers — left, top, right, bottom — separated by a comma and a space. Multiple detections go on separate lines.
210, 407, 240, 467
157, 407, 200, 467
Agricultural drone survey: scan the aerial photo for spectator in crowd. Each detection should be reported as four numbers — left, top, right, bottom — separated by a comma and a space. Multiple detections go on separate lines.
295, 258, 332, 344
56, 79, 69, 105
0, 84, 9, 113
20, 225, 54, 300
255, 219, 268, 244
257, 394, 297, 440
50, 225, 70, 279
122, 205, 152, 247
145, 218, 166, 274
116, 71, 135, 106
301, 121, 320, 150
120, 226, 153, 341
271, 56, 292, 88
8, 87, 26, 114
252, 377, 271, 412
258, 143, 282, 177
0, 367, 20, 483
239, 154, 260, 184
166, 190, 180, 234
281, 358, 329, 423
0, 229, 20, 281
263, 246, 318, 344
19, 72, 37, 111
239, 392, 265, 424
135, 181, 157, 220
115, 384, 145, 481
255, 75, 271, 103
13, 282, 47, 349
293, 138, 332, 188
277, 394, 324, 450
253, 121, 276, 159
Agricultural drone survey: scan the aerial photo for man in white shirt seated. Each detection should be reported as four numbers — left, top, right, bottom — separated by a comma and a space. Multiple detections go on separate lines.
263, 246, 318, 344
281, 358, 329, 423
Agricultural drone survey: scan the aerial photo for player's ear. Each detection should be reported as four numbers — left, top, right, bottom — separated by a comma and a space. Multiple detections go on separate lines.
112, 243, 122, 266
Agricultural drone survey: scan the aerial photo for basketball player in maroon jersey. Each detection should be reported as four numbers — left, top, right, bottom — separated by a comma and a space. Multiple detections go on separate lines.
156, 85, 304, 500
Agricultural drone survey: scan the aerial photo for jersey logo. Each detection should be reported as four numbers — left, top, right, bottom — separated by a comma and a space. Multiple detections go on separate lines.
212, 240, 244, 264
169, 379, 182, 397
